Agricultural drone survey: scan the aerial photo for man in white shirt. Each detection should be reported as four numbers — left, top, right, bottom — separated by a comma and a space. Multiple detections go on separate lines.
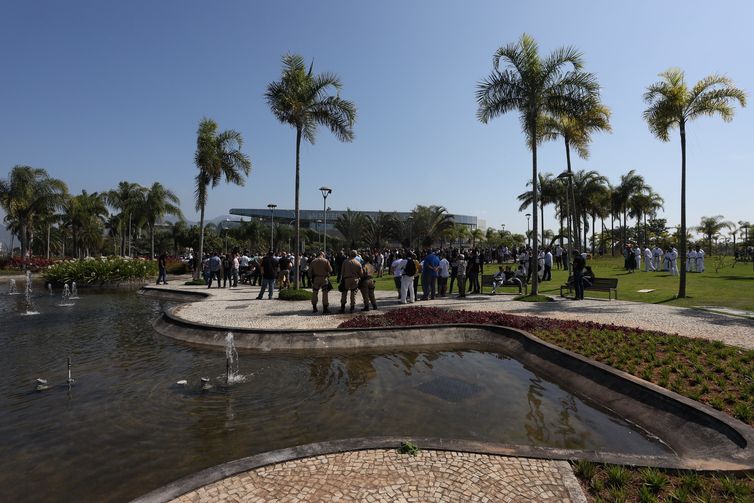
543, 247, 553, 281
687, 248, 697, 272
668, 247, 678, 276
438, 254, 450, 297
390, 254, 405, 299
653, 246, 663, 271
695, 246, 705, 272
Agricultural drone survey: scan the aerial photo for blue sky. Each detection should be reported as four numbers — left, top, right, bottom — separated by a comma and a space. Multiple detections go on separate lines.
1, 0, 752, 237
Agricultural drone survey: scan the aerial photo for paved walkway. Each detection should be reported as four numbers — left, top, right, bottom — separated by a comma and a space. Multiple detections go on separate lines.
151, 281, 754, 349
170, 449, 585, 503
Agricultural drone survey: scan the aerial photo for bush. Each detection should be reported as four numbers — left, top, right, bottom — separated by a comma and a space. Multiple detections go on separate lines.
166, 260, 189, 275
184, 279, 207, 286
43, 256, 157, 285
514, 294, 553, 302
278, 288, 312, 301
0, 256, 58, 271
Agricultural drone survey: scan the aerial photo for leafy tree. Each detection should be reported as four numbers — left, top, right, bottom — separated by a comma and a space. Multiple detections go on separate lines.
476, 34, 599, 294
363, 212, 399, 248
61, 191, 108, 258
144, 182, 182, 259
266, 54, 356, 288
0, 165, 67, 262
193, 118, 251, 277
643, 68, 745, 297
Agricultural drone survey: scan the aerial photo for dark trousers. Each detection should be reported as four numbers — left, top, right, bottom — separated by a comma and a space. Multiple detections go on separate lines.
208, 270, 221, 288
449, 275, 457, 294
421, 274, 436, 299
457, 276, 466, 297
574, 272, 584, 300
543, 264, 552, 281
438, 277, 448, 296
223, 270, 231, 287
393, 277, 401, 298
413, 276, 419, 300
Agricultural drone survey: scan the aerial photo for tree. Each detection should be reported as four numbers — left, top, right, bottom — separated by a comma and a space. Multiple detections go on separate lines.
144, 182, 183, 259
517, 173, 559, 246
266, 54, 357, 289
335, 209, 367, 249
476, 34, 599, 295
696, 215, 733, 255
106, 181, 147, 256
193, 118, 251, 278
61, 191, 108, 258
410, 205, 454, 248
644, 68, 745, 298
0, 165, 67, 263
363, 212, 399, 248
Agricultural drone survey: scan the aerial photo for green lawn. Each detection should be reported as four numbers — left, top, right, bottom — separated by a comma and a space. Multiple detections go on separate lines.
372, 255, 754, 311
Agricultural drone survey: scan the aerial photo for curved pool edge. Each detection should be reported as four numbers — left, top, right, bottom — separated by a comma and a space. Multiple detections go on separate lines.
129, 435, 751, 503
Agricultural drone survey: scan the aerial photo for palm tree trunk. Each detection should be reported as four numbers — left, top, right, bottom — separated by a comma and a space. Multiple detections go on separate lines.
679, 122, 687, 298
150, 224, 155, 260
540, 200, 545, 249
195, 205, 205, 280
611, 215, 615, 256
591, 213, 596, 254
530, 123, 539, 296
294, 128, 302, 290
46, 224, 51, 260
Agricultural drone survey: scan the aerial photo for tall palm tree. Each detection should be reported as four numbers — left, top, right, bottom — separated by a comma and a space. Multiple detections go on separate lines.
144, 182, 183, 259
363, 212, 399, 248
629, 189, 664, 248
614, 170, 647, 246
476, 34, 599, 295
572, 170, 608, 251
193, 118, 251, 278
517, 173, 559, 246
644, 68, 746, 297
266, 54, 357, 289
696, 215, 734, 256
0, 165, 67, 263
106, 181, 147, 256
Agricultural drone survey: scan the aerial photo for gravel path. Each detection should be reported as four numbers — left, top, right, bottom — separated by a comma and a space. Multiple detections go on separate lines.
147, 282, 754, 349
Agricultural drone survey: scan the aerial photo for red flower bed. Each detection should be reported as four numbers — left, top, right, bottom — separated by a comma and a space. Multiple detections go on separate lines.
338, 306, 651, 336
0, 256, 58, 270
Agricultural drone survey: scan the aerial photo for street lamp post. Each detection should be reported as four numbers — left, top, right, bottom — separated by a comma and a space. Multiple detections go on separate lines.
525, 213, 531, 248
319, 187, 332, 253
267, 203, 277, 252
316, 219, 323, 246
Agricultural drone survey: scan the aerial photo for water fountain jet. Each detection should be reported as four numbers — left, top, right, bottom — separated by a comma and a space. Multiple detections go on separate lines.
9, 279, 18, 295
34, 378, 49, 391
70, 282, 79, 300
22, 271, 39, 315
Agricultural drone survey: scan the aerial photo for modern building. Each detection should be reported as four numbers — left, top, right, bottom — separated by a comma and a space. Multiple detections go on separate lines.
229, 208, 478, 233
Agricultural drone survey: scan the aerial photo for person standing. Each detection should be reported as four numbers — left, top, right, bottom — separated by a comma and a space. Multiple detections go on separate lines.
421, 250, 440, 300
309, 251, 333, 314
256, 251, 278, 299
335, 250, 346, 283
572, 250, 586, 300
634, 245, 642, 272
542, 247, 553, 281
668, 247, 678, 276
221, 253, 232, 288
390, 253, 404, 299
231, 252, 240, 288
448, 253, 459, 295
438, 253, 450, 297
300, 254, 310, 288
455, 254, 467, 298
400, 253, 417, 304
208, 252, 222, 288
687, 247, 697, 273
340, 250, 363, 313
644, 246, 654, 272
157, 251, 168, 285
467, 250, 480, 294
554, 244, 563, 270
653, 246, 663, 271
695, 245, 705, 273
359, 256, 378, 311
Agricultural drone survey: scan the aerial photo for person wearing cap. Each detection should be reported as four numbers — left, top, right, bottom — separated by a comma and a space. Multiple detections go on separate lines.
309, 251, 333, 314
340, 250, 363, 313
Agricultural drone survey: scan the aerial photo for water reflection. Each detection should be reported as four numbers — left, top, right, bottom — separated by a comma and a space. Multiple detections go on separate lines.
0, 291, 669, 503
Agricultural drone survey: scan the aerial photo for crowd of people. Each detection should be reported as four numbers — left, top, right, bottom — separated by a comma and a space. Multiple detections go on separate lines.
620, 243, 709, 275
176, 244, 586, 314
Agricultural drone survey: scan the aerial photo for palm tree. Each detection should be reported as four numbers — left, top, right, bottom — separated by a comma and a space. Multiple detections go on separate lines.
106, 181, 147, 256
266, 54, 357, 289
363, 212, 399, 248
614, 169, 647, 247
410, 205, 455, 248
696, 215, 734, 255
61, 191, 108, 258
517, 173, 559, 246
144, 182, 183, 259
644, 68, 746, 297
629, 190, 664, 248
0, 165, 67, 263
335, 209, 367, 249
572, 170, 608, 251
476, 34, 599, 295
193, 118, 251, 278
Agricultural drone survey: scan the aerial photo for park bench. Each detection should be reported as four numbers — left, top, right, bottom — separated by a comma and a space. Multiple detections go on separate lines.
560, 277, 618, 300
481, 274, 528, 296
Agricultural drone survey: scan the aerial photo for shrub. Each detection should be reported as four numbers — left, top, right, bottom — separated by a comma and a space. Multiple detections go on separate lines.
166, 260, 189, 275
397, 441, 419, 456
605, 465, 630, 489
278, 288, 311, 301
184, 279, 207, 286
43, 256, 157, 285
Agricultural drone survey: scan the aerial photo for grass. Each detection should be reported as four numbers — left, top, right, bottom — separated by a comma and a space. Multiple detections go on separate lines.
370, 255, 754, 311
573, 463, 754, 502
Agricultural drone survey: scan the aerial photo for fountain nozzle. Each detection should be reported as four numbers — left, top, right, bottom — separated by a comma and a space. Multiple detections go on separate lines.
200, 377, 212, 391
35, 378, 49, 391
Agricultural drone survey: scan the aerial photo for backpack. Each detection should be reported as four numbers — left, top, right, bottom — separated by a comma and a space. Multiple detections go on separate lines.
404, 259, 416, 277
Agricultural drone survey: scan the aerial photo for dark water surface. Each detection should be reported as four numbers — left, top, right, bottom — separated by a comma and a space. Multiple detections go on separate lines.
0, 288, 668, 503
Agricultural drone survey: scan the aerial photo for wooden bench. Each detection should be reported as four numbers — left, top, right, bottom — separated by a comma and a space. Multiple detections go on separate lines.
560, 277, 618, 300
481, 274, 528, 296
